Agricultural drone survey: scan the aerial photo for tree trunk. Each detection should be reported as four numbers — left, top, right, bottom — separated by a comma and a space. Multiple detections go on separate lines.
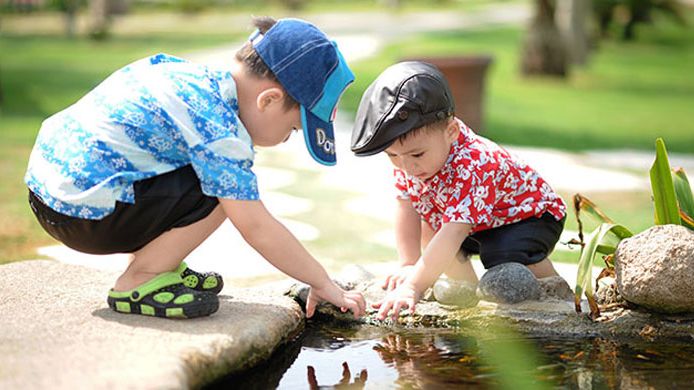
63, 1, 79, 38
87, 0, 111, 40
557, 0, 591, 65
0, 68, 4, 107
521, 0, 569, 77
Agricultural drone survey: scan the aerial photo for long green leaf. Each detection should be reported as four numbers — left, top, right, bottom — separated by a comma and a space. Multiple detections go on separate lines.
574, 194, 614, 224
673, 167, 694, 230
650, 138, 681, 225
574, 223, 633, 317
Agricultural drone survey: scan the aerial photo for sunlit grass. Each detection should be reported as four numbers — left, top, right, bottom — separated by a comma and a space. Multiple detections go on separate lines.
1, 9, 691, 263
343, 15, 694, 153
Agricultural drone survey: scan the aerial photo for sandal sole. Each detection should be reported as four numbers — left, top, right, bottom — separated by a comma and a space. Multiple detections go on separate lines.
107, 295, 219, 319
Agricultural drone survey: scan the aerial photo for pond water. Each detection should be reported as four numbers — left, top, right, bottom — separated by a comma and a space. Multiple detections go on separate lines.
208, 321, 694, 389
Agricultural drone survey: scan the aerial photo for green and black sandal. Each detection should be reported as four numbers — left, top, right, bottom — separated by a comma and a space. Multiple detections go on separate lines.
176, 262, 224, 295
107, 272, 219, 319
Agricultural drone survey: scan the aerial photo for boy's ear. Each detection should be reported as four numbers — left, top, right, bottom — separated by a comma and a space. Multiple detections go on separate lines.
445, 118, 458, 142
256, 87, 285, 112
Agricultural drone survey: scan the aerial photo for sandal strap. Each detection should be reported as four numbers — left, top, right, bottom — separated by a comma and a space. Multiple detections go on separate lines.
175, 261, 189, 274
109, 272, 184, 302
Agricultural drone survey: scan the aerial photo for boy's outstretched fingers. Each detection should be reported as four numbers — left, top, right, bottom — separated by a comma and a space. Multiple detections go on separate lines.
305, 297, 316, 318
377, 300, 394, 321
306, 284, 366, 318
343, 291, 367, 318
391, 300, 412, 321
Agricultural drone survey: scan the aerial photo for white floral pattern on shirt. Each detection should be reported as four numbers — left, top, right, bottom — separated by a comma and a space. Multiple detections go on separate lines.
25, 53, 258, 220
395, 120, 566, 233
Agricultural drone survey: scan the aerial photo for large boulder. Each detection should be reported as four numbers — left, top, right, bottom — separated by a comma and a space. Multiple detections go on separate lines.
615, 225, 694, 313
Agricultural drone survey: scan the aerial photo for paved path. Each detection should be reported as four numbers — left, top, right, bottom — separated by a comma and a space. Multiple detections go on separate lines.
0, 260, 303, 389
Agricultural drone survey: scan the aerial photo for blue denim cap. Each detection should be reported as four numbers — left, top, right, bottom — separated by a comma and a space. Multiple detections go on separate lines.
250, 18, 355, 166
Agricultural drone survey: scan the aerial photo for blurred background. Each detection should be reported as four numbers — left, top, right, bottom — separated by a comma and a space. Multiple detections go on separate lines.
1, 0, 692, 272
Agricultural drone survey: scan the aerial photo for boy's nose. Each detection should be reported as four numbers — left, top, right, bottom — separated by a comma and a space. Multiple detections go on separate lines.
403, 159, 417, 173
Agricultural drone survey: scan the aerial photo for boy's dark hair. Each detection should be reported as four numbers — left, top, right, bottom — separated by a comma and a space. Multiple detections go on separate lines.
396, 115, 453, 145
235, 16, 299, 110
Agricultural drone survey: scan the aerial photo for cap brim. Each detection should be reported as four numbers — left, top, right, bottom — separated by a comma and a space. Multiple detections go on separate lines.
301, 106, 336, 166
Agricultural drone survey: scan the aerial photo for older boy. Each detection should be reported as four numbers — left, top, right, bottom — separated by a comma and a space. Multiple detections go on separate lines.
351, 61, 566, 320
25, 17, 365, 319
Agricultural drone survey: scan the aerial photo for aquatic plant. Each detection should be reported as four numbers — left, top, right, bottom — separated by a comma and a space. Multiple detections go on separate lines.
573, 138, 694, 318
572, 195, 632, 318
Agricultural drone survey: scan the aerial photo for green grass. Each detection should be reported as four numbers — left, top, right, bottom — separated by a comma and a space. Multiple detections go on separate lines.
0, 10, 691, 264
342, 15, 694, 153
129, 0, 521, 14
551, 190, 655, 264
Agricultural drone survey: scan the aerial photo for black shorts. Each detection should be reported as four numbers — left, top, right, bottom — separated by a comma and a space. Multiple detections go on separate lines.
461, 212, 565, 269
28, 165, 219, 255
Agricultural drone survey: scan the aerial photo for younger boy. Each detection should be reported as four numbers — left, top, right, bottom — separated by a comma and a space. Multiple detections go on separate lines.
350, 62, 566, 320
25, 17, 365, 319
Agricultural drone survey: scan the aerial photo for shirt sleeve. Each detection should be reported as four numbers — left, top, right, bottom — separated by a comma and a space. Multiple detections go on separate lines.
393, 168, 410, 200
189, 139, 258, 200
442, 154, 496, 227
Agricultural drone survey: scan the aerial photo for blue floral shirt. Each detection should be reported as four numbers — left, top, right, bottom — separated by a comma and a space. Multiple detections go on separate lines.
25, 53, 258, 220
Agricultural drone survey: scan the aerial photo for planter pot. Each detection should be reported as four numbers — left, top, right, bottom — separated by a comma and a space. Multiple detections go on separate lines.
406, 56, 493, 133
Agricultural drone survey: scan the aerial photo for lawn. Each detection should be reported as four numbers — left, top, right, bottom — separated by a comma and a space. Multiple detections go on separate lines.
342, 14, 694, 152
0, 8, 691, 264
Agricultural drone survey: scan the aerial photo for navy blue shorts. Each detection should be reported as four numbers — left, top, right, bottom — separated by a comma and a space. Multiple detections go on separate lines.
28, 165, 219, 254
461, 212, 565, 269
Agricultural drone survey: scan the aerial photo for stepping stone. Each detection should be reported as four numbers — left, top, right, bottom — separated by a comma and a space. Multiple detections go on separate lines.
476, 263, 541, 304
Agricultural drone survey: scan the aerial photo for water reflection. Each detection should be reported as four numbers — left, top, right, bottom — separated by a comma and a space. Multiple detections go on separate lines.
307, 362, 368, 389
209, 322, 694, 389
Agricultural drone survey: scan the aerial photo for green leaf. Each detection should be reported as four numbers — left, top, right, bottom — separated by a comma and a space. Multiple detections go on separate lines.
574, 223, 633, 317
650, 138, 681, 225
673, 167, 694, 230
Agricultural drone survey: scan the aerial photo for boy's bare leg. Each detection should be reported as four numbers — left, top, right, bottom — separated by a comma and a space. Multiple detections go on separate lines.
443, 251, 479, 284
420, 221, 478, 284
113, 205, 226, 291
526, 258, 560, 278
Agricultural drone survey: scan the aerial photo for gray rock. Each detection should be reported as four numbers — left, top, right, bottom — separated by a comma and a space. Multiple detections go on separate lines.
615, 225, 694, 313
538, 275, 574, 301
595, 276, 625, 306
476, 263, 541, 304
433, 278, 479, 308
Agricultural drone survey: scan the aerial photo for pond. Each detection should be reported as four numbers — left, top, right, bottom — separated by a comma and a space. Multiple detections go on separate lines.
208, 321, 694, 389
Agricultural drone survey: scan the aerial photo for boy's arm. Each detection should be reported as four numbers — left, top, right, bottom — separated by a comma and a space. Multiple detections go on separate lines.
382, 198, 421, 290
375, 221, 472, 321
219, 198, 366, 318
395, 198, 421, 266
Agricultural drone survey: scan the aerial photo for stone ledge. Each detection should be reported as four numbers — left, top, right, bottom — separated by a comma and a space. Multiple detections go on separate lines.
0, 260, 304, 389
306, 279, 694, 342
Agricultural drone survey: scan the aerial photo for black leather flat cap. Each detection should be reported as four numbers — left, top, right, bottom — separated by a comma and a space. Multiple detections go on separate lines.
351, 61, 455, 156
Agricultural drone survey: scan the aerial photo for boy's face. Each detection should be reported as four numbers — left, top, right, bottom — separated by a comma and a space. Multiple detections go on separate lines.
384, 121, 458, 180
241, 88, 303, 147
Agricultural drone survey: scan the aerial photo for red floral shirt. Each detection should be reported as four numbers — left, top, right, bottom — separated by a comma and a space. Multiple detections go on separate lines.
394, 120, 566, 233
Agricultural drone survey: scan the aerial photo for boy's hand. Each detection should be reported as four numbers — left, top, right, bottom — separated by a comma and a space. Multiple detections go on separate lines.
372, 282, 421, 321
381, 265, 415, 291
306, 282, 366, 319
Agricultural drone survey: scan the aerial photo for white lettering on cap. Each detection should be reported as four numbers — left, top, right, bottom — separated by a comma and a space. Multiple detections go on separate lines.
315, 128, 335, 155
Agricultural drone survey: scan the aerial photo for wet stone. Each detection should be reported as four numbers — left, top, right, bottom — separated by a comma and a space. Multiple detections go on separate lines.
476, 263, 541, 304
595, 276, 625, 306
538, 275, 574, 301
433, 278, 479, 308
